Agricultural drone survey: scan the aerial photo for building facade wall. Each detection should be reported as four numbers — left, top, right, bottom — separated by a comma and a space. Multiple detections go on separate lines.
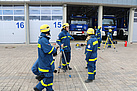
0, 0, 137, 43
0, 0, 137, 7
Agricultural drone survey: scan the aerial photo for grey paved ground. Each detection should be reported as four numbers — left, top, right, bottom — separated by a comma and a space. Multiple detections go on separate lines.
0, 42, 137, 91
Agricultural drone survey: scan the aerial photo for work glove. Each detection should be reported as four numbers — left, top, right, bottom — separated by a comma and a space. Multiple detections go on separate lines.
56, 46, 59, 50
53, 51, 57, 56
58, 66, 61, 68
60, 49, 64, 52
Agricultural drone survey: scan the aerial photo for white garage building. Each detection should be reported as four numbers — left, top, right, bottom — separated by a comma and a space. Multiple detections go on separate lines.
0, 0, 137, 44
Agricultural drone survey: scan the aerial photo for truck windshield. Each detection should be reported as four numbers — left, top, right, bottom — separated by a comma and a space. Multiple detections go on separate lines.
103, 18, 115, 26
71, 18, 87, 24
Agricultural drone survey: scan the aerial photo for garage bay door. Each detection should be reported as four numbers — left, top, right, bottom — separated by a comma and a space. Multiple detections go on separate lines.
29, 5, 63, 43
0, 5, 25, 43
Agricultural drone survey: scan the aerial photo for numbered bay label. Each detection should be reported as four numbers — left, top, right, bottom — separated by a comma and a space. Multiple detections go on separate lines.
53, 22, 61, 28
16, 22, 24, 28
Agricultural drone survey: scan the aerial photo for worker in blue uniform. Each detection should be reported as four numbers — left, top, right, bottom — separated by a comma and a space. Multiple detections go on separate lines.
95, 26, 102, 50
56, 23, 74, 72
107, 29, 113, 48
85, 28, 98, 83
34, 24, 57, 91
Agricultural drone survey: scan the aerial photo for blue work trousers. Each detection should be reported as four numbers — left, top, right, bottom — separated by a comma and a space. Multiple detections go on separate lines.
87, 62, 96, 80
62, 51, 71, 68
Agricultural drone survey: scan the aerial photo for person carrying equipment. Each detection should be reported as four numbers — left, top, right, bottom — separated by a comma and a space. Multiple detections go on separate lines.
56, 23, 74, 72
107, 29, 113, 48
95, 26, 102, 50
31, 59, 44, 81
85, 28, 98, 83
31, 52, 58, 81
33, 24, 58, 91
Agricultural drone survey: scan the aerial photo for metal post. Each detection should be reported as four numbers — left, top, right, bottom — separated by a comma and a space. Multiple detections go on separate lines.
25, 3, 30, 45
128, 8, 134, 44
63, 4, 67, 23
98, 6, 103, 38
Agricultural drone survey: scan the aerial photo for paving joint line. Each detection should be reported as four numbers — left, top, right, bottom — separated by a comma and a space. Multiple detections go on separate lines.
74, 66, 88, 91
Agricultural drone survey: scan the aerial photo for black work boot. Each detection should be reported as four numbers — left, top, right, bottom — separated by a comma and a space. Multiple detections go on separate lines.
33, 87, 40, 91
93, 75, 95, 80
85, 79, 93, 83
53, 70, 57, 73
62, 67, 67, 72
35, 75, 44, 81
68, 66, 72, 70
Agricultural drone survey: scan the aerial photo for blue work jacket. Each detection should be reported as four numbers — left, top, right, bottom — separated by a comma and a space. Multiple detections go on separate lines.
37, 33, 57, 77
95, 28, 102, 41
107, 32, 113, 40
56, 30, 74, 52
85, 35, 98, 65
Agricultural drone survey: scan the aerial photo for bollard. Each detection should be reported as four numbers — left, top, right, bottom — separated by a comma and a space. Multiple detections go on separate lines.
124, 41, 127, 47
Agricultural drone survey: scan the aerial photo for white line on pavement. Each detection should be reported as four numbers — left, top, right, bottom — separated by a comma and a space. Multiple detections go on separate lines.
74, 66, 88, 91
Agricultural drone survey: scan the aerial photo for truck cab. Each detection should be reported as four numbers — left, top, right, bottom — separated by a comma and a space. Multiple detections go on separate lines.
69, 16, 88, 39
102, 16, 117, 37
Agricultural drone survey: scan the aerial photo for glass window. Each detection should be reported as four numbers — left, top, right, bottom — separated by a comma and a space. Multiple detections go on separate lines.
3, 16, 13, 21
14, 10, 24, 15
29, 10, 40, 14
134, 13, 137, 17
41, 16, 51, 20
52, 16, 62, 20
0, 16, 2, 20
52, 10, 63, 14
135, 9, 137, 12
29, 16, 40, 20
14, 5, 24, 9
3, 10, 13, 15
2, 5, 13, 9
29, 5, 40, 9
102, 18, 115, 26
41, 10, 51, 14
52, 6, 62, 9
41, 5, 51, 9
14, 16, 24, 21
71, 20, 87, 24
134, 18, 137, 22
0, 10, 2, 15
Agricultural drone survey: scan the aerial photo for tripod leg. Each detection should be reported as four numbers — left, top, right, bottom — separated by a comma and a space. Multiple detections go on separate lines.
103, 37, 108, 49
109, 38, 115, 49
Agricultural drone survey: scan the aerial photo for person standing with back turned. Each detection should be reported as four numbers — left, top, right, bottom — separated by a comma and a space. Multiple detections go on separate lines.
85, 28, 98, 83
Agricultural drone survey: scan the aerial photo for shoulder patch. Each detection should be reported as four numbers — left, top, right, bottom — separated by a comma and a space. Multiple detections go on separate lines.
88, 44, 90, 48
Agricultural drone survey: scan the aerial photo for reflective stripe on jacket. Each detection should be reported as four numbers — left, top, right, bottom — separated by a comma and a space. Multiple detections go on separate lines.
38, 33, 57, 76
56, 29, 74, 52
